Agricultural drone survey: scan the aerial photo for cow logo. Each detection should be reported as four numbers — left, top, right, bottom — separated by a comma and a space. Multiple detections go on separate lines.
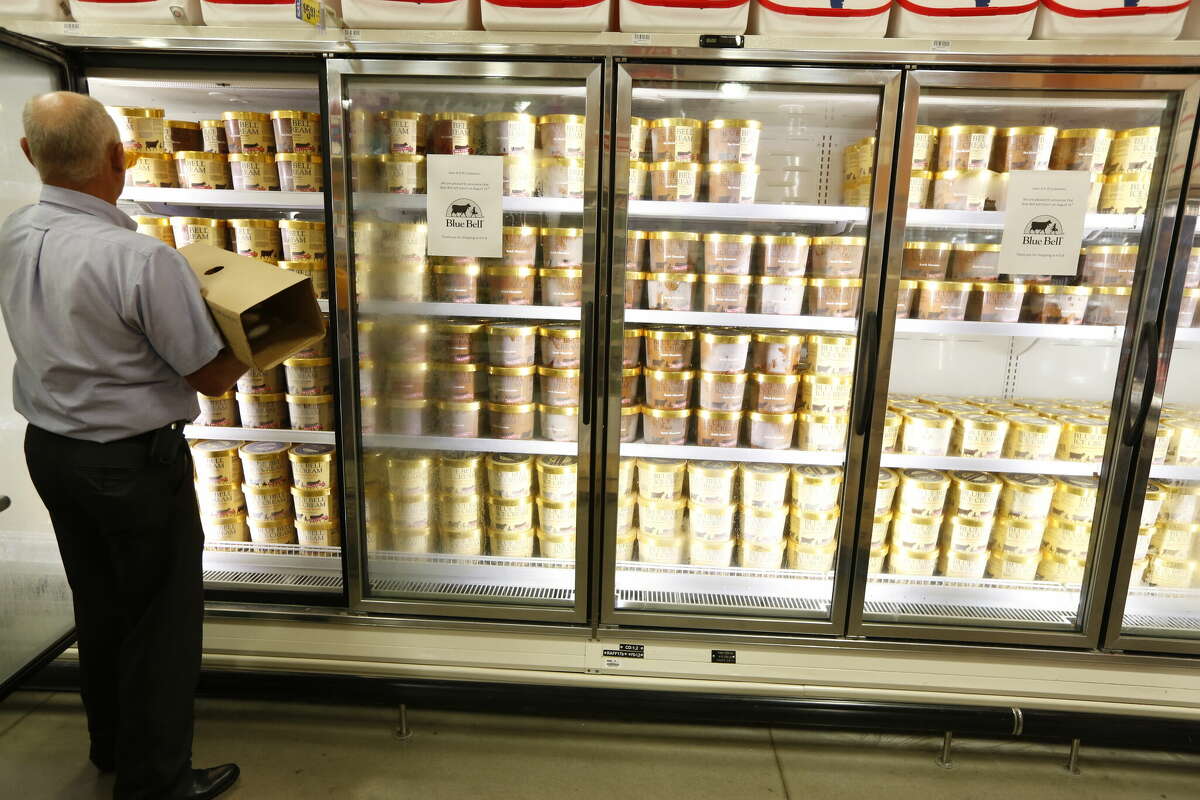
445, 198, 485, 230
1022, 215, 1064, 247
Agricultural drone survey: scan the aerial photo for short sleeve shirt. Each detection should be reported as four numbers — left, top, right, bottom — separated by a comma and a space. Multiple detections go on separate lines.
0, 186, 224, 442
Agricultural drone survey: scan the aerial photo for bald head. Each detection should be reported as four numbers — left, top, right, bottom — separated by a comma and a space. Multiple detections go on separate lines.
22, 92, 123, 189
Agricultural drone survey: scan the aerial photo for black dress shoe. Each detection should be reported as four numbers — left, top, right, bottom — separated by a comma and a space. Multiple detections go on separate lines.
175, 764, 240, 800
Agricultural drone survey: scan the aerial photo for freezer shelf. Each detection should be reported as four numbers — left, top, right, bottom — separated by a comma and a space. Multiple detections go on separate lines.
907, 208, 1143, 233
879, 453, 1099, 477
184, 426, 335, 444
863, 573, 1081, 629
121, 187, 325, 212
623, 309, 856, 333
895, 320, 1124, 341
202, 541, 343, 594
628, 201, 868, 226
363, 434, 575, 456
357, 301, 580, 321
621, 442, 845, 466
354, 193, 583, 216
615, 562, 834, 616
367, 551, 574, 606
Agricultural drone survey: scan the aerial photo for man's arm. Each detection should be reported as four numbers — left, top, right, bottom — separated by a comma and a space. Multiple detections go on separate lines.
186, 348, 247, 397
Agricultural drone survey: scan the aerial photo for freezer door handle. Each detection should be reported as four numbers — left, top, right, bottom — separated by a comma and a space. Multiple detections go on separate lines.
581, 300, 595, 426
1124, 320, 1160, 448
854, 310, 879, 437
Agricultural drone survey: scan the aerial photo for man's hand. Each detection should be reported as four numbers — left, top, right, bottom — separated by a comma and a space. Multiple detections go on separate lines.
186, 348, 248, 397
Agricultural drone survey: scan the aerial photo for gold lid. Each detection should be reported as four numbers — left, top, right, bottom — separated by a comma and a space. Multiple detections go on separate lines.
434, 320, 485, 334
792, 464, 843, 485
539, 403, 579, 416
228, 153, 273, 163
952, 242, 1001, 253
878, 468, 899, 488
1096, 286, 1132, 296
629, 160, 650, 171
485, 322, 538, 336
808, 278, 863, 288
808, 334, 855, 346
288, 443, 335, 461
486, 401, 536, 414
748, 411, 797, 424
757, 234, 811, 245
284, 394, 332, 405
956, 412, 1006, 431
700, 273, 752, 285
378, 153, 423, 164
1001, 473, 1056, 490
282, 356, 330, 367
173, 150, 223, 161
271, 109, 320, 121
1115, 126, 1159, 139
223, 111, 270, 121
190, 440, 241, 454
432, 263, 481, 276
933, 169, 997, 179
228, 217, 280, 229
903, 409, 952, 428
483, 112, 536, 123
487, 365, 536, 377
1058, 128, 1115, 139
278, 260, 324, 272
200, 119, 224, 128
974, 282, 1027, 293
132, 215, 171, 226
1001, 126, 1058, 136
911, 170, 934, 179
1103, 171, 1153, 184
536, 366, 580, 378
904, 240, 953, 251
800, 411, 849, 424
1029, 284, 1094, 296
650, 161, 703, 172
648, 230, 700, 241
917, 280, 973, 291
1008, 414, 1061, 433
811, 236, 867, 246
949, 470, 1001, 491
645, 326, 695, 341
433, 112, 477, 122
622, 366, 642, 377
706, 118, 762, 129
915, 125, 938, 136
646, 272, 698, 283
751, 372, 801, 385
630, 117, 648, 127
899, 468, 949, 488
1056, 475, 1099, 496
699, 370, 748, 384
540, 324, 581, 339
1082, 245, 1138, 255
702, 232, 756, 244
539, 114, 586, 124
628, 230, 649, 240
1061, 415, 1107, 433
536, 455, 577, 473
757, 276, 806, 286
641, 407, 690, 420
132, 152, 173, 161
483, 265, 536, 278
171, 216, 228, 226
110, 106, 164, 118
649, 117, 703, 129
538, 268, 583, 279
621, 404, 641, 417
542, 227, 584, 237
939, 125, 997, 136
752, 331, 804, 344
436, 400, 483, 411
644, 368, 695, 380
503, 225, 539, 235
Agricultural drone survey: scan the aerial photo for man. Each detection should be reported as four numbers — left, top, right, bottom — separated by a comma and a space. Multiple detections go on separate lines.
0, 92, 246, 800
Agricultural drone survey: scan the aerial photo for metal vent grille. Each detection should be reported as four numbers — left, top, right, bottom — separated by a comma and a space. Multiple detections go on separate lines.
370, 579, 573, 605
865, 601, 1076, 626
203, 569, 342, 592
618, 589, 828, 613
1123, 614, 1200, 633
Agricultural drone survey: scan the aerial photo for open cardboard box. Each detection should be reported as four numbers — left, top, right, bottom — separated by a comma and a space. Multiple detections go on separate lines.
180, 244, 325, 372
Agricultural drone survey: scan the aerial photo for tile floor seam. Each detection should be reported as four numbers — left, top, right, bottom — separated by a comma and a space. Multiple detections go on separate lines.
768, 727, 792, 800
0, 691, 56, 740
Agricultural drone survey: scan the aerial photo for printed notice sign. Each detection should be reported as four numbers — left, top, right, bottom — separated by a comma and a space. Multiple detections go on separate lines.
426, 155, 503, 259
998, 170, 1091, 277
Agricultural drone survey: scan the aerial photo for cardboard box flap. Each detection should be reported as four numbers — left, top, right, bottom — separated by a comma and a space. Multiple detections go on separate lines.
179, 244, 325, 371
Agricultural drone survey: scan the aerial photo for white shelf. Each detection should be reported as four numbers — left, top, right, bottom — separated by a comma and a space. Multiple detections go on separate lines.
629, 200, 867, 225
353, 193, 582, 216
121, 187, 325, 212
184, 425, 335, 445
356, 301, 581, 320
362, 434, 575, 455
895, 319, 1124, 341
1148, 464, 1200, 481
1173, 327, 1200, 344
880, 453, 1099, 477
621, 442, 846, 465
907, 208, 1142, 233
624, 309, 857, 333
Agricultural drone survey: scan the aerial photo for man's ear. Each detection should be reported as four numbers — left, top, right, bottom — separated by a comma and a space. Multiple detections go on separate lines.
109, 140, 126, 174
20, 138, 35, 168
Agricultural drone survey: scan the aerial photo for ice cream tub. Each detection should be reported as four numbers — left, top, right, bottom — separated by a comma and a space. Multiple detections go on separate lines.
286, 394, 334, 431
706, 118, 761, 163
706, 162, 760, 204
229, 153, 279, 191
787, 540, 838, 573
173, 151, 231, 190
131, 153, 176, 188
242, 482, 292, 522
636, 531, 686, 565
539, 404, 578, 443
947, 470, 1001, 519
290, 487, 337, 525
191, 440, 242, 485
540, 324, 582, 370
689, 501, 737, 542
650, 117, 703, 162
237, 441, 290, 487
288, 444, 336, 489
195, 392, 238, 427
111, 106, 166, 152
486, 453, 534, 499
236, 392, 287, 429
539, 114, 587, 159
247, 518, 295, 549
489, 528, 536, 558
758, 235, 810, 278
172, 216, 228, 249
201, 514, 248, 544
650, 161, 702, 202
687, 460, 739, 506
637, 495, 686, 538
276, 153, 323, 192
698, 371, 747, 412
538, 157, 585, 199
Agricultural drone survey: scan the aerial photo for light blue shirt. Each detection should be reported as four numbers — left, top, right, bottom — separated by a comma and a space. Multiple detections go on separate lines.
0, 186, 224, 442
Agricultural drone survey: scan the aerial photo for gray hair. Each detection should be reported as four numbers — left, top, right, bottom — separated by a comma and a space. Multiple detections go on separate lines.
22, 92, 121, 185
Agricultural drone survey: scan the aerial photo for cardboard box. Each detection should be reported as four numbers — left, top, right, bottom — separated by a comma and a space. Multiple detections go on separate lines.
180, 244, 325, 371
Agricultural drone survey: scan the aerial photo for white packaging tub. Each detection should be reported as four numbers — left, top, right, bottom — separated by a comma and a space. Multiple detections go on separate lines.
619, 0, 749, 33
1033, 0, 1188, 39
343, 0, 477, 28
888, 0, 1037, 38
202, 0, 342, 25
0, 1, 68, 20
70, 0, 202, 23
749, 0, 891, 36
483, 0, 609, 30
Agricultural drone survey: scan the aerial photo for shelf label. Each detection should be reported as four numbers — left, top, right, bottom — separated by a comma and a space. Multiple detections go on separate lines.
426, 155, 503, 259
711, 649, 736, 664
601, 643, 645, 660
998, 170, 1090, 277
632, 33, 651, 45
295, 0, 322, 26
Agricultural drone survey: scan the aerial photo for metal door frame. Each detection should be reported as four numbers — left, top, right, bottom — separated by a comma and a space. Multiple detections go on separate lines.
1103, 111, 1200, 656
327, 57, 605, 623
845, 69, 1200, 649
598, 61, 903, 636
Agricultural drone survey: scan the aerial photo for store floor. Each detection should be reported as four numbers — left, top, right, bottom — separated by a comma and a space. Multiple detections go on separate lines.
2, 690, 1198, 799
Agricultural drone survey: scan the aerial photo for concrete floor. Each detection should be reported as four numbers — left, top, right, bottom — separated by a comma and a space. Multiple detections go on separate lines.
1, 690, 1198, 799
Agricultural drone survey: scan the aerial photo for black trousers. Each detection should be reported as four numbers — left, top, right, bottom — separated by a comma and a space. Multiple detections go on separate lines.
24, 423, 203, 800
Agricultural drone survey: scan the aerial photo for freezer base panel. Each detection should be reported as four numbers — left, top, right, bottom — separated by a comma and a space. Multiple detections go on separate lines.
1121, 589, 1200, 637
202, 543, 343, 595
367, 553, 575, 607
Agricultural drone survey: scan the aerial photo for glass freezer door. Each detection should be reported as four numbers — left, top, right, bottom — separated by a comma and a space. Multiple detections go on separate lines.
852, 71, 1200, 646
602, 64, 901, 633
329, 60, 602, 621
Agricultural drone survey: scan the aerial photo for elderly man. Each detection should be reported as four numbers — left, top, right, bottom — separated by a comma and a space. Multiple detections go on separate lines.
0, 92, 244, 800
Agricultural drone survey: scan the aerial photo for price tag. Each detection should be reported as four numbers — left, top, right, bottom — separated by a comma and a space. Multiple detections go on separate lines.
632, 32, 651, 45
62, 22, 81, 34
295, 0, 322, 26
345, 28, 363, 41
930, 40, 952, 51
